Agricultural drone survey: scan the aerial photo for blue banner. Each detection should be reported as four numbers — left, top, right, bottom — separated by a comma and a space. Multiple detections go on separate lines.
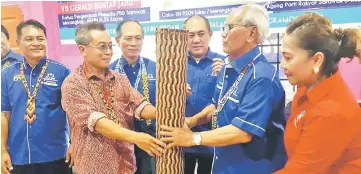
159, 1, 361, 20
58, 7, 150, 28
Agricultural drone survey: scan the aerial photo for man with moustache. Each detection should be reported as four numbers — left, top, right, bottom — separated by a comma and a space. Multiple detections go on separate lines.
1, 19, 72, 174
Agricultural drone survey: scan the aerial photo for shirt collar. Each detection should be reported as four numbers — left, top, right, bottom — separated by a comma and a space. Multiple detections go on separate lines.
305, 70, 343, 105
229, 46, 261, 74
23, 56, 47, 70
121, 56, 141, 68
187, 47, 215, 61
2, 50, 23, 62
81, 62, 114, 81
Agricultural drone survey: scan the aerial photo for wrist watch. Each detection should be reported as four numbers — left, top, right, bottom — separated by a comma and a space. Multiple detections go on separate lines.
192, 132, 202, 146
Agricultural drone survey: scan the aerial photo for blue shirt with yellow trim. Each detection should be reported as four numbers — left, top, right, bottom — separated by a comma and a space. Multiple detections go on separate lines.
109, 56, 156, 135
185, 48, 225, 154
1, 57, 70, 165
211, 46, 287, 174
1, 50, 23, 69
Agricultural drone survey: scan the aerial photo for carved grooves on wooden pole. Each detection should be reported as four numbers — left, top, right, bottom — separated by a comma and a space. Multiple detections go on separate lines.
156, 28, 188, 174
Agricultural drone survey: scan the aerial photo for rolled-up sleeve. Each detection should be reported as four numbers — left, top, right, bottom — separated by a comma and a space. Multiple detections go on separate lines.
231, 77, 273, 137
61, 77, 105, 132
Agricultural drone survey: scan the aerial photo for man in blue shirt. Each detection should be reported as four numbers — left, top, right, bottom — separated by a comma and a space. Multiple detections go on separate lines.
160, 4, 287, 174
1, 25, 23, 69
182, 15, 225, 174
109, 20, 156, 174
1, 19, 72, 174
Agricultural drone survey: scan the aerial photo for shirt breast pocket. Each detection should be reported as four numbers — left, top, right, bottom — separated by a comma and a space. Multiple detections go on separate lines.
202, 73, 217, 95
39, 84, 61, 109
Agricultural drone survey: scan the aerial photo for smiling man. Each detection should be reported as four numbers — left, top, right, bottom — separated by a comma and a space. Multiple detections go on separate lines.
109, 20, 157, 174
1, 19, 72, 174
61, 21, 165, 174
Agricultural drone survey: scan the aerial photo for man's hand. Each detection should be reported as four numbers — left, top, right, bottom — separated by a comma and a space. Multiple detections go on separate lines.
133, 133, 166, 157
186, 83, 192, 97
212, 58, 224, 75
65, 144, 75, 168
1, 151, 13, 174
159, 124, 194, 149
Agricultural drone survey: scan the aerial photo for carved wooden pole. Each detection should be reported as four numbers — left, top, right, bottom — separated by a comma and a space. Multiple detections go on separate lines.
156, 28, 188, 174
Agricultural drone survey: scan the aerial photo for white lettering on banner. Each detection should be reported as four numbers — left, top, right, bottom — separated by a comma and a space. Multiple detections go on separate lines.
266, 3, 283, 10
269, 16, 296, 24
298, 1, 317, 7
93, 2, 116, 10
162, 12, 174, 18
126, 9, 146, 15
69, 3, 92, 12
285, 2, 297, 8
119, 1, 134, 7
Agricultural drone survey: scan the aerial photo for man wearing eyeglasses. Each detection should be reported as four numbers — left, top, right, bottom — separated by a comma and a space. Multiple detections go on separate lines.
181, 15, 225, 174
159, 4, 287, 174
108, 20, 157, 174
61, 21, 166, 174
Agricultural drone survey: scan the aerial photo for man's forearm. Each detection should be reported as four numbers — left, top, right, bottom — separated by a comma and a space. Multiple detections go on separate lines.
94, 117, 140, 143
139, 104, 156, 120
188, 104, 216, 128
199, 125, 252, 146
1, 112, 10, 152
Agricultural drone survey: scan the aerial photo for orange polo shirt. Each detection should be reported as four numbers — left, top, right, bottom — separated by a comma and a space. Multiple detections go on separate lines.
275, 71, 361, 174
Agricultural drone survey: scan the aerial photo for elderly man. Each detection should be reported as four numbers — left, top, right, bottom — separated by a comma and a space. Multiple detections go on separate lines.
160, 4, 287, 174
61, 22, 165, 174
1, 20, 72, 174
109, 20, 157, 174
183, 15, 225, 174
1, 25, 23, 69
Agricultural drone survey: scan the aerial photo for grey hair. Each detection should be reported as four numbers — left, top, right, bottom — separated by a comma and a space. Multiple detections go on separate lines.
75, 22, 106, 45
236, 4, 270, 44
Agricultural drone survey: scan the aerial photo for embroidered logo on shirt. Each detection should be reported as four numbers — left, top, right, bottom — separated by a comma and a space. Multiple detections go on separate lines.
294, 110, 306, 128
13, 74, 22, 81
42, 73, 58, 86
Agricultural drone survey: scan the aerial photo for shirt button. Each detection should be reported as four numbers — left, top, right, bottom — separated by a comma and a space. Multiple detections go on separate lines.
29, 125, 32, 128
225, 75, 228, 78
216, 156, 218, 159
31, 85, 34, 88
33, 73, 36, 76
133, 72, 136, 74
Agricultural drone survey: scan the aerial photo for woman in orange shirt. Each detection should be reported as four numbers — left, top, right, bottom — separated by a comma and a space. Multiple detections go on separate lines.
275, 13, 361, 174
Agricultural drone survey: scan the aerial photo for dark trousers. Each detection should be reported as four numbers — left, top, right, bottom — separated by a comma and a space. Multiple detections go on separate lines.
184, 153, 213, 174
135, 146, 156, 174
11, 158, 72, 174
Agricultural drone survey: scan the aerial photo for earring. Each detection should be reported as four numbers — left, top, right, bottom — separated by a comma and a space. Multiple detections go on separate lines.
313, 67, 319, 74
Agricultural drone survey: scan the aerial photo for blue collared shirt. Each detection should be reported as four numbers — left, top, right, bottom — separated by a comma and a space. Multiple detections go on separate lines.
1, 50, 23, 69
109, 56, 156, 135
211, 46, 287, 174
186, 49, 225, 154
1, 57, 70, 165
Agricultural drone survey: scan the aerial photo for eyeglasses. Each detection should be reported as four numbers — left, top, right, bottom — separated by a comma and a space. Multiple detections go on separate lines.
221, 24, 256, 34
86, 44, 115, 53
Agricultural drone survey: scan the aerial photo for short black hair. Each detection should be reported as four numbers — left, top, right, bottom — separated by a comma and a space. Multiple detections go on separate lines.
1, 25, 9, 40
16, 19, 47, 40
116, 20, 144, 38
184, 15, 211, 32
